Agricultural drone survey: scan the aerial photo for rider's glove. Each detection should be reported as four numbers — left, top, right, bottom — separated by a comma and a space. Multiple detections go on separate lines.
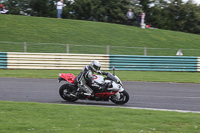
101, 71, 108, 75
97, 71, 107, 75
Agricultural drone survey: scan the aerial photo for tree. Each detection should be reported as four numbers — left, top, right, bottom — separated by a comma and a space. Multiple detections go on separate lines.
48, 0, 57, 18
72, 0, 96, 20
138, 0, 154, 23
4, 0, 21, 14
166, 0, 200, 33
143, 0, 200, 34
29, 0, 50, 17
149, 0, 170, 28
179, 1, 200, 33
72, 0, 130, 24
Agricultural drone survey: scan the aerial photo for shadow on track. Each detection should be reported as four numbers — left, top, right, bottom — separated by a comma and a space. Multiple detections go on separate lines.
56, 100, 129, 107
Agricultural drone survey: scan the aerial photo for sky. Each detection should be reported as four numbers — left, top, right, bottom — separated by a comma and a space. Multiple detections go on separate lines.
182, 0, 200, 5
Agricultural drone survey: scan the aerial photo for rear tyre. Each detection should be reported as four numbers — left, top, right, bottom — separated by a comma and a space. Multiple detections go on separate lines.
110, 90, 129, 105
59, 84, 78, 102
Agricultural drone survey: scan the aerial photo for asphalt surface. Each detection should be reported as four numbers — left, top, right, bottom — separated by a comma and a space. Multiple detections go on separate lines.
0, 77, 200, 112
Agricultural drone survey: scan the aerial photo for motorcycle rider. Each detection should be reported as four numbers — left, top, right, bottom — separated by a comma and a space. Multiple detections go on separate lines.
75, 60, 107, 97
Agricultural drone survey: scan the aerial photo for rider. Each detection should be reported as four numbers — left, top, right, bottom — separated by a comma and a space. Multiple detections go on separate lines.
75, 60, 107, 97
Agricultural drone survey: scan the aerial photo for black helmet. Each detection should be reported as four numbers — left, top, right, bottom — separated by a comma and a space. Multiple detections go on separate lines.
90, 60, 101, 72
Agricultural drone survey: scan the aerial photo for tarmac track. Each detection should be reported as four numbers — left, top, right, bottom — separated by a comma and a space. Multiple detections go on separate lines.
0, 77, 200, 112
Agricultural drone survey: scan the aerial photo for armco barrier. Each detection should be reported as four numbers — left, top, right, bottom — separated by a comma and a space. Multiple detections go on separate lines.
109, 55, 199, 71
198, 57, 200, 72
0, 52, 7, 69
6, 52, 109, 70
1, 52, 200, 71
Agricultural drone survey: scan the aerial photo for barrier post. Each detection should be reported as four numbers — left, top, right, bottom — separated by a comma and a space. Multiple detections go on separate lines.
66, 44, 69, 54
24, 42, 27, 52
107, 45, 110, 55
144, 47, 147, 56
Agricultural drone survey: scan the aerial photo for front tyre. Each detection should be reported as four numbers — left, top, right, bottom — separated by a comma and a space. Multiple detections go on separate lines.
59, 84, 78, 102
110, 90, 129, 105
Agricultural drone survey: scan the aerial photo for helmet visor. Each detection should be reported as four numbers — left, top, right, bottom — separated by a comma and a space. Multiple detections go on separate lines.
94, 65, 100, 71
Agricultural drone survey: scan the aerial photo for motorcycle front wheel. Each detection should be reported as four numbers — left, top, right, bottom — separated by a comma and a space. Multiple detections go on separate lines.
59, 84, 78, 102
110, 90, 129, 105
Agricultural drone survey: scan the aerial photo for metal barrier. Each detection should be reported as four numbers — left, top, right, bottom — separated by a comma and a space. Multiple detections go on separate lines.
6, 52, 109, 70
198, 57, 200, 72
109, 55, 199, 71
0, 52, 199, 72
0, 52, 7, 68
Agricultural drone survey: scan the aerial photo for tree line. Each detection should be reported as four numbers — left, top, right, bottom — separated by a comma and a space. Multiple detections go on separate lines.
2, 0, 200, 34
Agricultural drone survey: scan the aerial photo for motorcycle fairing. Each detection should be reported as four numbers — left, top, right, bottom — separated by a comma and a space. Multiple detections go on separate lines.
59, 73, 76, 84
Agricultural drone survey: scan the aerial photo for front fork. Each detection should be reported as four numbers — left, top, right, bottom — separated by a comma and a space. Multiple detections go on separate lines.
114, 87, 124, 100
114, 92, 121, 100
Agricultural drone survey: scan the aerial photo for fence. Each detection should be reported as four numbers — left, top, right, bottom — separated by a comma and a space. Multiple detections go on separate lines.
1, 41, 200, 56
1, 52, 200, 72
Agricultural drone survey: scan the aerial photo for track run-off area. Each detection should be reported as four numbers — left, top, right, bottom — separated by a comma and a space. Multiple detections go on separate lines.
0, 77, 200, 113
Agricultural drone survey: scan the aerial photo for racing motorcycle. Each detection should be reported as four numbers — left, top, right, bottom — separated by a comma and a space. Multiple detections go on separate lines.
58, 67, 129, 105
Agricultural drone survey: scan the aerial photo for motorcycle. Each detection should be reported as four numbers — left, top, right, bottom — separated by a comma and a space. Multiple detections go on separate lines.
58, 67, 129, 105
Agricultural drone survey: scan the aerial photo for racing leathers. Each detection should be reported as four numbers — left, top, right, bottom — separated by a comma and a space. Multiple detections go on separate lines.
75, 65, 107, 96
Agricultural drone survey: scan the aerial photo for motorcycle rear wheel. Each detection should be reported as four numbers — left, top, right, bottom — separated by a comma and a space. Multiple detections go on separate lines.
110, 90, 129, 105
59, 84, 78, 102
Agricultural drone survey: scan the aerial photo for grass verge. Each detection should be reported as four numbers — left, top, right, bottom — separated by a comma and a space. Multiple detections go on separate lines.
1, 15, 200, 56
0, 101, 200, 133
0, 69, 200, 83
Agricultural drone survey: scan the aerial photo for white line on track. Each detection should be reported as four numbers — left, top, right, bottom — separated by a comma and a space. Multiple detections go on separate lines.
135, 94, 200, 99
123, 107, 200, 114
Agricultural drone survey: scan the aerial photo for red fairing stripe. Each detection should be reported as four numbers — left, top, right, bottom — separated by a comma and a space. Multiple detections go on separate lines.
93, 74, 97, 79
94, 91, 119, 98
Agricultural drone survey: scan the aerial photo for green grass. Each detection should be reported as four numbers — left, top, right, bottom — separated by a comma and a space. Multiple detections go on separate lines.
0, 15, 200, 55
0, 101, 200, 133
1, 69, 200, 83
